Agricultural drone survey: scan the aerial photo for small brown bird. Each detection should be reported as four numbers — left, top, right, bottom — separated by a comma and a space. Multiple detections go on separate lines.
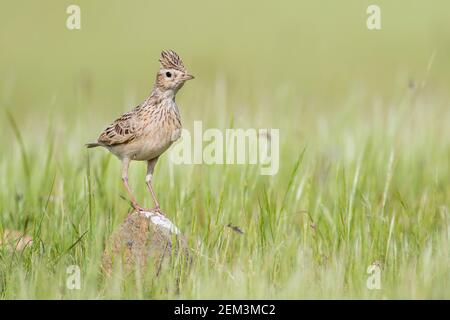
86, 50, 194, 212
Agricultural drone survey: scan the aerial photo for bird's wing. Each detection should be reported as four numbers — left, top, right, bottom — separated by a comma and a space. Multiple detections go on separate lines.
97, 107, 140, 146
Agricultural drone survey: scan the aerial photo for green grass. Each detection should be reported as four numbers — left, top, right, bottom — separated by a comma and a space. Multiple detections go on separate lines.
0, 0, 449, 299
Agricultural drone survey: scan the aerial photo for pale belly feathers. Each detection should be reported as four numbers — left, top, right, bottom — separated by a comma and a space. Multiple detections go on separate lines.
107, 122, 182, 161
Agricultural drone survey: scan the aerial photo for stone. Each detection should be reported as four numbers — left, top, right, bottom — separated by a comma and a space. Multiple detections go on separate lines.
102, 209, 190, 277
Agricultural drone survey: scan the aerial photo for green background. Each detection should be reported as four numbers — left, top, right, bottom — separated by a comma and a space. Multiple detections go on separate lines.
0, 1, 449, 299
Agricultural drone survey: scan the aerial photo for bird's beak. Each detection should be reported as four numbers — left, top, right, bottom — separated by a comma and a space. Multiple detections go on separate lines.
183, 73, 195, 81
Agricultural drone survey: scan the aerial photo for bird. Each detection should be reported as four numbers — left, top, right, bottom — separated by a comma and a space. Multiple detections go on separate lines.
86, 50, 194, 213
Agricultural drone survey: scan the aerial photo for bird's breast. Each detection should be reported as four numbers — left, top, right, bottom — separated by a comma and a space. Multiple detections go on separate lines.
132, 105, 182, 160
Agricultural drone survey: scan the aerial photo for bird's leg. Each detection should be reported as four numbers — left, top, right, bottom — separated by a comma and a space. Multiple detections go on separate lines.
121, 158, 145, 212
146, 157, 161, 212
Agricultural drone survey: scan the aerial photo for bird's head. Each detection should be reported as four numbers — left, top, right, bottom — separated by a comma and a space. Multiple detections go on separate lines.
155, 50, 194, 94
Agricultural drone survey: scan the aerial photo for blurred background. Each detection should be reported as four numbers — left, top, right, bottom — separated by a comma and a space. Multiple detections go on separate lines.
1, 0, 450, 132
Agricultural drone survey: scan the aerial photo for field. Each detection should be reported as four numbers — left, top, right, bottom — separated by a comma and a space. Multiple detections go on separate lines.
0, 0, 449, 299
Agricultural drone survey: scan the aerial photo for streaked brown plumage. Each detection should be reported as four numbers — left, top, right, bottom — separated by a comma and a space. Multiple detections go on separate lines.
86, 50, 194, 212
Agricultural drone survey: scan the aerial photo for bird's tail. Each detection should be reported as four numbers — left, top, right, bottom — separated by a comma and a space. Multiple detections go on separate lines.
85, 142, 101, 148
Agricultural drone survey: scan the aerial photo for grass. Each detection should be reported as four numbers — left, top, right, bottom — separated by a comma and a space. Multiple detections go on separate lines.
0, 0, 449, 299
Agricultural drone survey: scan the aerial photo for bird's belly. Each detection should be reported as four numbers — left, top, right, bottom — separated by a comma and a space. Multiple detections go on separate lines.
134, 140, 171, 160
108, 123, 181, 161
132, 132, 173, 160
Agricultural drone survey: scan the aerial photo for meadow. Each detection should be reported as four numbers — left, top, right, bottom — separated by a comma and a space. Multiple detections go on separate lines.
0, 0, 449, 299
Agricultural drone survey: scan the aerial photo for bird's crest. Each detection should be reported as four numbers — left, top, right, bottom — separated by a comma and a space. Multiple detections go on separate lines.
159, 50, 186, 72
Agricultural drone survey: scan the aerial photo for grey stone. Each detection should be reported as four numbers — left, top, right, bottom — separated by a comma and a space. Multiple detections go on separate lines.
102, 210, 190, 277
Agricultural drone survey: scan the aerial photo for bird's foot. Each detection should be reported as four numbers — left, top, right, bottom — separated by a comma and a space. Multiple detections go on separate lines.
132, 203, 150, 213
142, 205, 165, 216
131, 203, 164, 216
151, 205, 164, 216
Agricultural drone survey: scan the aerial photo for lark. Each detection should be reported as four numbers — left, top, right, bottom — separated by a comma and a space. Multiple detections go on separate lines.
86, 50, 194, 213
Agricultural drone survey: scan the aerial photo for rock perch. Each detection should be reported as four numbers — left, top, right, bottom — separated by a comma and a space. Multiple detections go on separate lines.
102, 210, 190, 277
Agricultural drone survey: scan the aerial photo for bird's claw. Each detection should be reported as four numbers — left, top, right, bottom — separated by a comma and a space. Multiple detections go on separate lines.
131, 203, 147, 212
152, 206, 165, 216
131, 203, 164, 216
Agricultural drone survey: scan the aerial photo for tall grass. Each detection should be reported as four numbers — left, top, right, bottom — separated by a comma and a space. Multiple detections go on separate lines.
0, 0, 449, 299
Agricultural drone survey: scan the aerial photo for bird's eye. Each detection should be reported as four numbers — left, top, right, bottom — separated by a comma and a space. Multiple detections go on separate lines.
165, 72, 172, 78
